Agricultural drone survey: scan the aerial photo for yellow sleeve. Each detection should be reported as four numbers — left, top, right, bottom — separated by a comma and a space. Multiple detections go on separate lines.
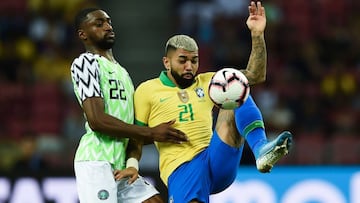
134, 82, 151, 126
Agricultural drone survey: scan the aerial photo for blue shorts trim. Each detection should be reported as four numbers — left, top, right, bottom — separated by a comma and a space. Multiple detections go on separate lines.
167, 131, 243, 203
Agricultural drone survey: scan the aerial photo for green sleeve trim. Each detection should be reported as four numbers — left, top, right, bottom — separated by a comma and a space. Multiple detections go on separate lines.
243, 120, 265, 138
135, 119, 147, 126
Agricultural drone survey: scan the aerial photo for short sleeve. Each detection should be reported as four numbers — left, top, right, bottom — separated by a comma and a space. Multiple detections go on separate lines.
134, 82, 151, 126
71, 53, 103, 101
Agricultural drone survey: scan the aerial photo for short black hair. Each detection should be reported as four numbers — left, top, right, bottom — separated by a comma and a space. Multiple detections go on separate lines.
74, 8, 101, 31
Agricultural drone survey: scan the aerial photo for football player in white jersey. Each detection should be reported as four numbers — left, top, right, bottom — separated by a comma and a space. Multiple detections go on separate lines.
70, 8, 187, 203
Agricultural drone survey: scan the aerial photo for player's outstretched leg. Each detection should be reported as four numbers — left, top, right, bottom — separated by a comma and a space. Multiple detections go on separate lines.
234, 95, 293, 173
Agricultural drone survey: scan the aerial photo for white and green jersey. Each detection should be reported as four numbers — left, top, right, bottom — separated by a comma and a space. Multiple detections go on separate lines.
70, 52, 134, 170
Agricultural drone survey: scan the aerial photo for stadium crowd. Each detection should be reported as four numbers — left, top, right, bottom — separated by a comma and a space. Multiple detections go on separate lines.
0, 0, 359, 174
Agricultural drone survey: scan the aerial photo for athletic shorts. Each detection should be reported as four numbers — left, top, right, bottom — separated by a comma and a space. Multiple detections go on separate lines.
74, 161, 159, 203
167, 131, 243, 203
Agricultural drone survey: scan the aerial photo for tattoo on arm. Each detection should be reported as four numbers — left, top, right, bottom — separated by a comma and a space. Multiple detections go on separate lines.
242, 35, 267, 85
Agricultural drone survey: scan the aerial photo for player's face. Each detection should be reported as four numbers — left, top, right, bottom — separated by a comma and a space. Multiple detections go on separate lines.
81, 10, 115, 50
164, 48, 199, 88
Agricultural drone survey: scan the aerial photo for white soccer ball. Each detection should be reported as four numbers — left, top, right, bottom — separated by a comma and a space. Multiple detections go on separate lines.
209, 68, 250, 109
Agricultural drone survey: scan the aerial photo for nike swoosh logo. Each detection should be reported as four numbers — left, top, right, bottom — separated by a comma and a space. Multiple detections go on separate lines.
160, 97, 171, 102
109, 71, 115, 74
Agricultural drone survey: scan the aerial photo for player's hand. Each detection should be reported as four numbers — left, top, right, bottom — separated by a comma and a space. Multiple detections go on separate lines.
150, 120, 188, 143
114, 168, 138, 184
246, 1, 266, 35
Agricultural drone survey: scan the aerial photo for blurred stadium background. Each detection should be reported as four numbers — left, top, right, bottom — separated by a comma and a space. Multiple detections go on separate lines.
0, 0, 359, 202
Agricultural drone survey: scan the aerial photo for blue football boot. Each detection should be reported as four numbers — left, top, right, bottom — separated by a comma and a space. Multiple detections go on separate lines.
256, 131, 293, 173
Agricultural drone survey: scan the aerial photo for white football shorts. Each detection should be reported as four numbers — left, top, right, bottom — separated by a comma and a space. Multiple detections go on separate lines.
74, 161, 160, 203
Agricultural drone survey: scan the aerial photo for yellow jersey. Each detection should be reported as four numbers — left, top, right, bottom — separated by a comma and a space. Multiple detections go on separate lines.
134, 71, 215, 185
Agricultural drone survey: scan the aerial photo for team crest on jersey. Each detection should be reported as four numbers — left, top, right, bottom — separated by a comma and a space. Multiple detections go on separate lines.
169, 196, 174, 203
195, 87, 205, 98
177, 90, 189, 103
97, 189, 109, 200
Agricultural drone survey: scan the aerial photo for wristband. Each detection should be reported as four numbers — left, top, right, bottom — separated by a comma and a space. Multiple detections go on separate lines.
126, 158, 139, 171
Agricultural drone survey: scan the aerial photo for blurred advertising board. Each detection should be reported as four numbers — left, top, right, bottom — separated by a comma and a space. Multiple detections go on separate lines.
0, 166, 359, 203
211, 166, 360, 203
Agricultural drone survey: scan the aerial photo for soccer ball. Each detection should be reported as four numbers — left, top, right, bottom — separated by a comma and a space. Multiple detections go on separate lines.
209, 68, 250, 109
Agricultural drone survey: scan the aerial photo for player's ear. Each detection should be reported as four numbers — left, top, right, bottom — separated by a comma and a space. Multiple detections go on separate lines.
162, 56, 170, 70
78, 29, 87, 40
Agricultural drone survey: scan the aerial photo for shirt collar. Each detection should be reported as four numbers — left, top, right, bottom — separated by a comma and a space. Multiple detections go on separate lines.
159, 71, 177, 87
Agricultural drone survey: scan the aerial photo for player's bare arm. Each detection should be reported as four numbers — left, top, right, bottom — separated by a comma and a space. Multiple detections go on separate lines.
241, 1, 267, 85
126, 138, 143, 161
82, 97, 188, 143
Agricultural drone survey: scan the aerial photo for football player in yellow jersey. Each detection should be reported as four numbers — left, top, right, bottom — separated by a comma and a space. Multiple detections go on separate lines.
132, 2, 293, 202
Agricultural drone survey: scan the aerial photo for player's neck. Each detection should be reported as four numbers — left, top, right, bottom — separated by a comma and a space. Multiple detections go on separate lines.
100, 51, 116, 63
87, 47, 116, 63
